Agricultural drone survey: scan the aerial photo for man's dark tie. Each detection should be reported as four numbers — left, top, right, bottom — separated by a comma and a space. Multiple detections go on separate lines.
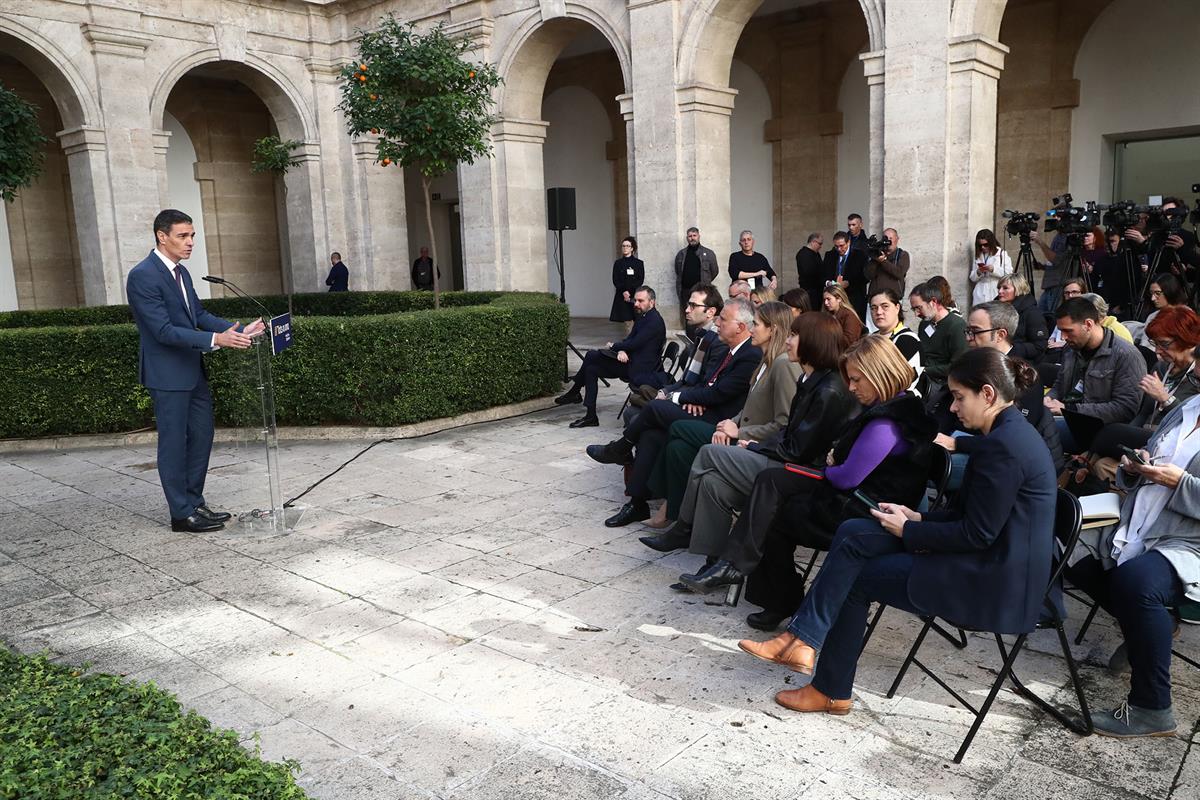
707, 351, 734, 386
174, 264, 195, 324
837, 254, 846, 277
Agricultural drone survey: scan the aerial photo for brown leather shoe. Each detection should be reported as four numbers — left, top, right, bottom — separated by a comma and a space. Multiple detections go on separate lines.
738, 632, 815, 675
775, 684, 852, 715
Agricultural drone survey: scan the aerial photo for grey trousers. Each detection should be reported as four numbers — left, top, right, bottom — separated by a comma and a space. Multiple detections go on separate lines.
678, 444, 775, 557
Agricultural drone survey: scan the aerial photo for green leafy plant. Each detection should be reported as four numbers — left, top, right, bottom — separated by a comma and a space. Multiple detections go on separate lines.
0, 291, 567, 437
0, 648, 310, 798
251, 135, 303, 175
337, 15, 502, 309
0, 83, 50, 202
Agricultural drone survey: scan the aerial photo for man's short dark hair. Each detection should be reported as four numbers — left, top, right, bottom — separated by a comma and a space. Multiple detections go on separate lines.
1162, 196, 1185, 209
1055, 296, 1102, 324
689, 282, 723, 312
331, 251, 341, 260
635, 285, 656, 301
847, 213, 863, 223
686, 226, 699, 235
806, 232, 822, 244
832, 230, 850, 243
913, 281, 945, 306
153, 209, 192, 238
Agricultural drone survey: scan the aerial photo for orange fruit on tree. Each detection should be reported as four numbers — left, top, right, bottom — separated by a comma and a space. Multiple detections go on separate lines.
359, 63, 367, 72
370, 128, 379, 134
370, 93, 377, 101
358, 74, 366, 83
468, 70, 475, 78
381, 158, 391, 166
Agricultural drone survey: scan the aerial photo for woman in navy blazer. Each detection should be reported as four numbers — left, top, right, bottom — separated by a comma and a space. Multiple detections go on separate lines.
739, 348, 1058, 714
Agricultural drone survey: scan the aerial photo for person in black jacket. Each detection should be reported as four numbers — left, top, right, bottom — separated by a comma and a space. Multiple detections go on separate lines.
795, 233, 825, 311
996, 273, 1047, 361
411, 247, 438, 290
609, 237, 645, 325
586, 297, 763, 527
325, 252, 349, 292
557, 286, 665, 428
639, 312, 856, 556
822, 232, 870, 319
739, 349, 1056, 717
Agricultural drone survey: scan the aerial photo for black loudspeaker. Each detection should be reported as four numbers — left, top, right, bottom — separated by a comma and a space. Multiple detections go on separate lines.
547, 187, 576, 231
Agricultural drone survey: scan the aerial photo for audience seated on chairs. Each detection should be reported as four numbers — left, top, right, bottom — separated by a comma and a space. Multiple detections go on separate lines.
1036, 278, 1087, 389
749, 286, 777, 307
585, 297, 762, 527
1065, 375, 1200, 737
996, 273, 1047, 362
641, 302, 801, 529
638, 313, 853, 559
910, 280, 968, 393
1044, 297, 1147, 454
729, 279, 752, 302
1082, 293, 1134, 344
868, 289, 921, 378
936, 301, 1064, 489
1133, 273, 1189, 363
1088, 308, 1200, 481
630, 284, 724, 406
738, 348, 1057, 717
822, 284, 865, 349
675, 336, 936, 618
556, 286, 666, 428
780, 288, 812, 318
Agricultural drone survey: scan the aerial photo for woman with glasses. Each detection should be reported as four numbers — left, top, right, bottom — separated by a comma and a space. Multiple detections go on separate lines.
609, 236, 644, 329
970, 228, 1014, 306
1135, 274, 1189, 362
996, 273, 1047, 361
823, 284, 865, 348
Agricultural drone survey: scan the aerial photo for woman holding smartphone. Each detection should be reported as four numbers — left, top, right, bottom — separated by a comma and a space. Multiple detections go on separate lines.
738, 348, 1057, 714
1065, 361, 1200, 737
970, 229, 1013, 306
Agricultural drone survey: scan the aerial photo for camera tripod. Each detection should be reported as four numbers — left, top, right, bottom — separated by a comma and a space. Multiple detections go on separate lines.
1058, 237, 1090, 294
1014, 233, 1038, 290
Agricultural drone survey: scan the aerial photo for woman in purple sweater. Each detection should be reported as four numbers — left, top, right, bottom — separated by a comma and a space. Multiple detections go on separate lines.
678, 336, 937, 618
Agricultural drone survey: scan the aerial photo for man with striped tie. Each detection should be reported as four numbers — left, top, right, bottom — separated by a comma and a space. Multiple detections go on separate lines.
126, 209, 265, 533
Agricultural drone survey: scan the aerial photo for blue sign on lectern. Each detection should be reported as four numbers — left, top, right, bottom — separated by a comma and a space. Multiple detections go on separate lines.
270, 313, 293, 355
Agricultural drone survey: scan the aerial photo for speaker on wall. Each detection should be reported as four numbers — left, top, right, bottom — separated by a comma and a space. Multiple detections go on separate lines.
547, 187, 576, 231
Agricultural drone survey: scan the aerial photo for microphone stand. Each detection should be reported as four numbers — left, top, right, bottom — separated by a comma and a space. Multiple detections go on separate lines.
200, 275, 284, 531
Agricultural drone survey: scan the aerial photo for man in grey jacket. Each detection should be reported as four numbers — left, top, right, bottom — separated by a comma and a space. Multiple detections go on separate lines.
674, 227, 720, 328
1045, 296, 1147, 452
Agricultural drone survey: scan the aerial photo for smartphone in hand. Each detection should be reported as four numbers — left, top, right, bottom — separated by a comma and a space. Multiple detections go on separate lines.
852, 489, 881, 513
1119, 445, 1148, 466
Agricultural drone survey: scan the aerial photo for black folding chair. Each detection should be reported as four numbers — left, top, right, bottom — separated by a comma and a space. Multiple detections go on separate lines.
883, 490, 1092, 763
616, 340, 684, 420
1067, 590, 1200, 671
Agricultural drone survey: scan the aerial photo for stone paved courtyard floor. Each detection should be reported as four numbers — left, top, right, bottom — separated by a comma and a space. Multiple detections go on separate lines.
2, 369, 1200, 798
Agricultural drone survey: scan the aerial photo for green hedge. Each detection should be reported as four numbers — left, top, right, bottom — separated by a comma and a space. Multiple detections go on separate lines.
0, 290, 506, 329
0, 648, 310, 799
0, 292, 568, 438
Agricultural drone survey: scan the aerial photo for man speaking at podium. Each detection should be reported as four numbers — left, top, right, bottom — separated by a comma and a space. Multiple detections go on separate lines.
126, 209, 265, 533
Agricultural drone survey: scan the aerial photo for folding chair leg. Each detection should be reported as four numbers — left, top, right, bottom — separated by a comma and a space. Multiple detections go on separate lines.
1172, 648, 1200, 670
887, 618, 933, 699
797, 548, 820, 587
951, 633, 1028, 763
861, 604, 886, 654
930, 621, 969, 649
1073, 600, 1101, 645
617, 394, 630, 420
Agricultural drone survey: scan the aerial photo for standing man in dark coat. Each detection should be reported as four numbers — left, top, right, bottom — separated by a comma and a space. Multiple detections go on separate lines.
674, 227, 720, 327
412, 246, 439, 290
795, 232, 825, 311
846, 213, 869, 252
126, 209, 265, 533
325, 252, 349, 292
822, 231, 870, 319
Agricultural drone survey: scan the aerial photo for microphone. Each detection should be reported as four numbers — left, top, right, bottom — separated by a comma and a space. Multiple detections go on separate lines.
202, 275, 273, 320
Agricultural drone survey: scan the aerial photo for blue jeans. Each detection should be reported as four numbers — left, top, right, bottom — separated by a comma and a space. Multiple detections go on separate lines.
946, 431, 973, 492
786, 518, 923, 700
1055, 416, 1080, 455
1065, 551, 1184, 710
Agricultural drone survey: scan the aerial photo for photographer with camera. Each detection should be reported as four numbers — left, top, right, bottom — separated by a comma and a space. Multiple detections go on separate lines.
1122, 197, 1200, 291
970, 228, 1013, 306
864, 227, 909, 303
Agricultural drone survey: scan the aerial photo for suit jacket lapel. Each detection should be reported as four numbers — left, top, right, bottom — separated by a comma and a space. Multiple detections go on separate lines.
155, 258, 195, 325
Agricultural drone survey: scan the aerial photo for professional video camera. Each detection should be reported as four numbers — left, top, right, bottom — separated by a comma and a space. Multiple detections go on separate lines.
1043, 193, 1098, 242
1098, 201, 1143, 236
865, 233, 892, 259
1002, 209, 1040, 238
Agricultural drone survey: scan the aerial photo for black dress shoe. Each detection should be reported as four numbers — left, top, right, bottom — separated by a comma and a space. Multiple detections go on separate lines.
586, 438, 634, 465
569, 414, 599, 428
679, 559, 745, 594
746, 609, 791, 632
171, 514, 225, 533
555, 389, 583, 405
194, 504, 232, 523
604, 500, 651, 528
639, 523, 692, 553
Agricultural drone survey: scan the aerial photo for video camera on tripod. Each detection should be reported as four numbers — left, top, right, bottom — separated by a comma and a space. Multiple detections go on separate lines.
1043, 194, 1099, 245
1002, 209, 1040, 238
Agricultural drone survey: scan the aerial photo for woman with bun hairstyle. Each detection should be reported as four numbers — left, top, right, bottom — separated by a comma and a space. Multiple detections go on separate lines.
738, 348, 1057, 716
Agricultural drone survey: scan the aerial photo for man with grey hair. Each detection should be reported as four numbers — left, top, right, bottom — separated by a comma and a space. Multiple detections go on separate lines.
728, 279, 752, 301
728, 230, 776, 292
674, 226, 720, 326
586, 297, 764, 527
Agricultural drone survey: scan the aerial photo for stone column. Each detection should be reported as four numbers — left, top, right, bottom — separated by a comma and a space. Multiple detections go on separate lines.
352, 137, 409, 290
676, 82, 737, 291
281, 141, 323, 293
616, 92, 636, 237
860, 50, 885, 234
304, 56, 359, 288
58, 125, 123, 306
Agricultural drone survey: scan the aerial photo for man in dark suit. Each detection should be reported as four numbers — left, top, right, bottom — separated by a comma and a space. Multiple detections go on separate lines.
586, 297, 763, 526
795, 232, 825, 311
126, 209, 265, 533
556, 286, 666, 428
411, 246, 439, 290
325, 252, 349, 292
822, 231, 869, 319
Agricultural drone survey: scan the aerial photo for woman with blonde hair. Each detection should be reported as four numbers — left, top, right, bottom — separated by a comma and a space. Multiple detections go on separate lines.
643, 301, 802, 528
996, 272, 1048, 360
823, 283, 865, 348
676, 336, 937, 611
